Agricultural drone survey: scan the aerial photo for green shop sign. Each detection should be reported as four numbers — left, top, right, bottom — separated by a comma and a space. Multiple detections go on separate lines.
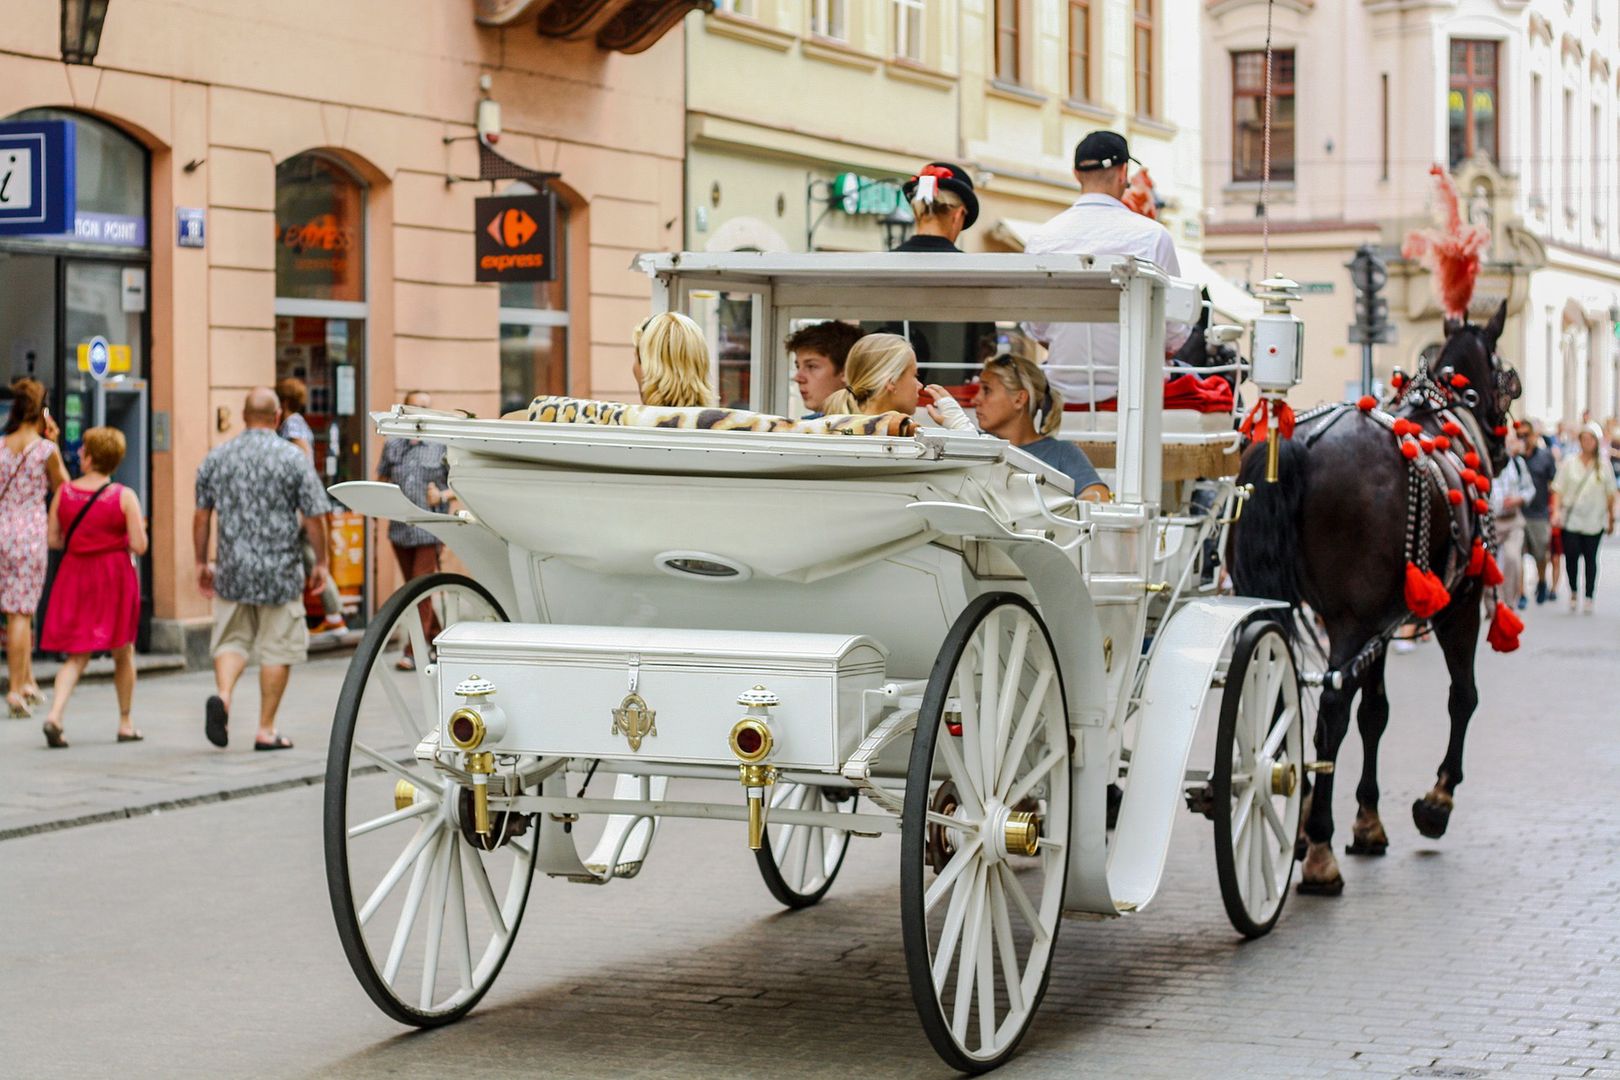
831, 173, 908, 217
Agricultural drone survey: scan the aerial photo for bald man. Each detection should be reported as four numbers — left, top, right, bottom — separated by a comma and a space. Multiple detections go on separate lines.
194, 386, 330, 751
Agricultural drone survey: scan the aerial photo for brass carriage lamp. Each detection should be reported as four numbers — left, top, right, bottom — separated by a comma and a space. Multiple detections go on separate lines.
729, 686, 781, 850
449, 674, 508, 837
1249, 276, 1305, 483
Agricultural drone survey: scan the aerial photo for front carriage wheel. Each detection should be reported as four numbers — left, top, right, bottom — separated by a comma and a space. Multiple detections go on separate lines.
754, 784, 857, 908
324, 572, 535, 1026
1212, 619, 1304, 939
901, 593, 1071, 1074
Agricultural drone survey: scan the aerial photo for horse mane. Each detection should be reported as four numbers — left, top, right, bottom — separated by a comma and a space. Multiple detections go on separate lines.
1401, 165, 1489, 320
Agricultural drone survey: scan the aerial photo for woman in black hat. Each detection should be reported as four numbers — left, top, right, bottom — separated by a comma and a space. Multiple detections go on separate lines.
894, 162, 979, 252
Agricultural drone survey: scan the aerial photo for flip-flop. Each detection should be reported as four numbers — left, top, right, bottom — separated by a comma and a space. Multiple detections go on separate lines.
117, 730, 144, 743
42, 720, 68, 749
205, 695, 229, 748
254, 734, 294, 751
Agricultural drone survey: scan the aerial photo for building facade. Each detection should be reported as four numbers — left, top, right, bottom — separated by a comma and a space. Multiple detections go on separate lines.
0, 0, 696, 660
1202, 0, 1620, 425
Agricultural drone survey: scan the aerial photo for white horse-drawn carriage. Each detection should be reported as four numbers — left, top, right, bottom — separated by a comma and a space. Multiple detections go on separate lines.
323, 252, 1310, 1072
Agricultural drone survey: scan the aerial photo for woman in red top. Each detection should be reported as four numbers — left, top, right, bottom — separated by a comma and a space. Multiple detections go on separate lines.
39, 427, 148, 747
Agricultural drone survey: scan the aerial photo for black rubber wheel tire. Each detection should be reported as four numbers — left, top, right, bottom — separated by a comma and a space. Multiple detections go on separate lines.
1212, 618, 1301, 940
753, 788, 856, 909
901, 592, 1069, 1075
323, 571, 528, 1028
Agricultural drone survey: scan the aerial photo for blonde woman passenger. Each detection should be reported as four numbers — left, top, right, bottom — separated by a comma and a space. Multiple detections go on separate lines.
821, 334, 976, 432
632, 312, 717, 408
974, 351, 1109, 501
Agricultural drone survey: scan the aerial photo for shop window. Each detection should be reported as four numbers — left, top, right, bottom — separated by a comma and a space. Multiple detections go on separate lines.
275, 152, 368, 621
1448, 39, 1499, 168
994, 0, 1020, 84
1068, 1, 1091, 102
893, 0, 924, 62
499, 184, 570, 416
810, 0, 845, 39
1232, 50, 1296, 182
1133, 0, 1155, 117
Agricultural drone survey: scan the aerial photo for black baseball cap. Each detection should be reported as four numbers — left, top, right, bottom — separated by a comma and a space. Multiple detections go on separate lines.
1074, 130, 1139, 171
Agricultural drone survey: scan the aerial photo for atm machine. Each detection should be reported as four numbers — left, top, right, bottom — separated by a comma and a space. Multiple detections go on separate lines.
93, 376, 151, 649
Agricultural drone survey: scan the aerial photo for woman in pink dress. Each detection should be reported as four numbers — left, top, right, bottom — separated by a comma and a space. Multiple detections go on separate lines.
0, 378, 67, 717
39, 427, 147, 747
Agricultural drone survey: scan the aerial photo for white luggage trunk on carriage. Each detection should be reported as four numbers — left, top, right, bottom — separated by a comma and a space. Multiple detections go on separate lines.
321, 251, 1308, 1073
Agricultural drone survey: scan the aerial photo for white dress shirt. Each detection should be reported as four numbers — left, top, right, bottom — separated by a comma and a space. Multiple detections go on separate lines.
1024, 194, 1191, 404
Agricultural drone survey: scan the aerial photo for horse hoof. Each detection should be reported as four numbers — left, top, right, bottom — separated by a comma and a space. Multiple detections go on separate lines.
1411, 797, 1452, 839
1296, 875, 1344, 897
1294, 837, 1308, 862
1344, 839, 1388, 856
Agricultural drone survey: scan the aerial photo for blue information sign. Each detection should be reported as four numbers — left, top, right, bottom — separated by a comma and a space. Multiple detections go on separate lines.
177, 207, 206, 248
0, 120, 75, 237
86, 336, 110, 382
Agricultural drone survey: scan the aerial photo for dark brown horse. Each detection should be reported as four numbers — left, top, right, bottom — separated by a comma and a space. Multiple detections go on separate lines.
1228, 300, 1521, 894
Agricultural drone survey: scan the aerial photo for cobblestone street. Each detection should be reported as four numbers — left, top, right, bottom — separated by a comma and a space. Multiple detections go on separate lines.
3, 570, 1617, 1080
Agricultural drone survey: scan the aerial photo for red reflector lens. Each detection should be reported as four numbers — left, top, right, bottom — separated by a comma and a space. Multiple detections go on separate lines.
735, 727, 763, 755
452, 716, 477, 744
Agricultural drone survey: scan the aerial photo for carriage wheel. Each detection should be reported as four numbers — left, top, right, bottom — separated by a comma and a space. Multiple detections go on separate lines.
901, 593, 1070, 1073
754, 784, 857, 908
324, 572, 535, 1026
1212, 619, 1304, 939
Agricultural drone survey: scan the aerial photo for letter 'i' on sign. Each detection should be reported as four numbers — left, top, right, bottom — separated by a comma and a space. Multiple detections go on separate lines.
0, 120, 75, 236
474, 193, 556, 283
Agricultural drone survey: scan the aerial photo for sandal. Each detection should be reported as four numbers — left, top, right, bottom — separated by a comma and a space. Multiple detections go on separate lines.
42, 720, 68, 748
22, 686, 46, 707
254, 733, 294, 751
117, 730, 144, 743
8, 693, 32, 719
205, 695, 229, 748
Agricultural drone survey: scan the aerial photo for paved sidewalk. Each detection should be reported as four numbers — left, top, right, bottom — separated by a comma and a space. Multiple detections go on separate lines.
0, 653, 353, 839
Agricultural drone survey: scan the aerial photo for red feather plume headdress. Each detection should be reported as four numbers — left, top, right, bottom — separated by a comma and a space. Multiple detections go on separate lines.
1121, 167, 1158, 220
1401, 164, 1490, 320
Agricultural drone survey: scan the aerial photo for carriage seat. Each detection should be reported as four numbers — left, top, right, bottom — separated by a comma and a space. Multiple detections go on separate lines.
502, 395, 917, 438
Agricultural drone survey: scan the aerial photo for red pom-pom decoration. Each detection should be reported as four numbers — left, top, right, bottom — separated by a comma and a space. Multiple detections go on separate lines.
1474, 497, 1490, 514
1447, 489, 1464, 505
1434, 436, 1452, 451
1401, 439, 1421, 459
1463, 451, 1480, 468
1461, 468, 1478, 485
1493, 425, 1509, 437
1467, 538, 1485, 577
1442, 421, 1463, 437
1487, 601, 1524, 653
1357, 395, 1377, 412
1482, 550, 1504, 587
1421, 438, 1436, 454
1476, 474, 1491, 493
1391, 373, 1406, 389
1450, 374, 1470, 389
1404, 563, 1452, 619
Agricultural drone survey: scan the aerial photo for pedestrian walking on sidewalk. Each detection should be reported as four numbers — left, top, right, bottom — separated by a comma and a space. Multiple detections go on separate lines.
38, 428, 147, 748
0, 378, 68, 718
1489, 428, 1534, 613
1549, 422, 1617, 614
1519, 421, 1557, 603
377, 390, 449, 671
276, 377, 347, 636
194, 387, 330, 750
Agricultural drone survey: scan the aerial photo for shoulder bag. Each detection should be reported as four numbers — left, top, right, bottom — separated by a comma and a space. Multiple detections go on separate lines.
39, 483, 117, 630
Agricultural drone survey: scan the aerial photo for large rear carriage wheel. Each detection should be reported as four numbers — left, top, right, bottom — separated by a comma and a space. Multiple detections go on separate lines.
1213, 619, 1304, 938
324, 572, 536, 1025
901, 593, 1071, 1073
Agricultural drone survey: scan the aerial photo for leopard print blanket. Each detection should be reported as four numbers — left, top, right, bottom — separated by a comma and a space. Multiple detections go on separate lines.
504, 395, 916, 438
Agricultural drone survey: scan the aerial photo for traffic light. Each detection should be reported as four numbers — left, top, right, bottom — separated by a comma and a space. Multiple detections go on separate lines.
1347, 245, 1395, 345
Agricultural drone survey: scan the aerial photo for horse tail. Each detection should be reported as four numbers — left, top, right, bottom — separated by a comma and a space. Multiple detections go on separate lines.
1228, 437, 1311, 614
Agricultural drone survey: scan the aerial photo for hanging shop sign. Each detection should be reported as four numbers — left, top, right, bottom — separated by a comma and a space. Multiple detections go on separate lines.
830, 173, 906, 217
0, 120, 75, 236
475, 192, 556, 283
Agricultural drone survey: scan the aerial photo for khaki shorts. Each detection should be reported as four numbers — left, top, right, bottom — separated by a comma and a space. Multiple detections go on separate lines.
211, 599, 309, 666
1523, 517, 1552, 562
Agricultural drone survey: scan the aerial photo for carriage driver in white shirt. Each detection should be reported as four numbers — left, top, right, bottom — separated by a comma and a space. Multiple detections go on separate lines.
1024, 130, 1190, 406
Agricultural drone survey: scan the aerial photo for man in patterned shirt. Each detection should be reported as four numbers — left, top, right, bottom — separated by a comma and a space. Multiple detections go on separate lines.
377, 390, 450, 671
194, 386, 330, 751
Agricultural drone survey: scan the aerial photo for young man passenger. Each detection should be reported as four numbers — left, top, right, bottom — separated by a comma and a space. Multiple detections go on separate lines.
787, 320, 864, 416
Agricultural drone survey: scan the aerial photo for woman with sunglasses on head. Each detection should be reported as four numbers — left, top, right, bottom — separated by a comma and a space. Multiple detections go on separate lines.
973, 351, 1109, 501
821, 333, 975, 431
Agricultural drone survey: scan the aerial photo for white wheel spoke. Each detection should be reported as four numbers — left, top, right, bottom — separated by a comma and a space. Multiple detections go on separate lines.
954, 662, 989, 805
372, 650, 426, 745
996, 862, 1049, 945
461, 841, 508, 939
359, 820, 438, 926
352, 741, 433, 790
1004, 747, 1065, 809
951, 864, 989, 1045
447, 837, 474, 992
976, 900, 995, 1050
932, 860, 979, 991
978, 614, 1002, 806
795, 806, 814, 890
994, 616, 1031, 759
1232, 800, 1253, 902
420, 829, 454, 1010
1259, 707, 1294, 763
1258, 788, 1290, 848
404, 602, 439, 728
348, 799, 434, 839
989, 873, 1026, 1017
1247, 800, 1265, 908
1258, 822, 1278, 904
1234, 665, 1260, 758
924, 836, 984, 914
926, 810, 963, 830
935, 726, 985, 818
383, 829, 439, 984
995, 665, 1053, 803
1230, 781, 1256, 844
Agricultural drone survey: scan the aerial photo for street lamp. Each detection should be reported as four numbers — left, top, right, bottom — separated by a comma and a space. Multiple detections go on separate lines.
60, 0, 110, 65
